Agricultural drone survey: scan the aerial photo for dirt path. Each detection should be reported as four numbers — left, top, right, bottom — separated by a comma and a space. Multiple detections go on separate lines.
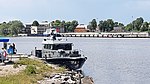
0, 63, 26, 77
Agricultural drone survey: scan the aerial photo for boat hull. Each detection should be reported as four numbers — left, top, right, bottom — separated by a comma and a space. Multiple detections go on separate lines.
40, 57, 87, 70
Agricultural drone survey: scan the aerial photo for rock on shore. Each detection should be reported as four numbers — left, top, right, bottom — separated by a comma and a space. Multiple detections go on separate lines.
37, 70, 94, 84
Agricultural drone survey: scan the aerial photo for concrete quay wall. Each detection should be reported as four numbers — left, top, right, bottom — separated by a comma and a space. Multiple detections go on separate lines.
60, 32, 150, 38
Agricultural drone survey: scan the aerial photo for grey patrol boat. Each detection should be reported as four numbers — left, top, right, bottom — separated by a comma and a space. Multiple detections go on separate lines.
35, 34, 87, 70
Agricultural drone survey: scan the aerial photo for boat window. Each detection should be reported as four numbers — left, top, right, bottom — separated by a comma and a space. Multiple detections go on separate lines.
52, 44, 72, 50
44, 44, 52, 49
65, 44, 72, 50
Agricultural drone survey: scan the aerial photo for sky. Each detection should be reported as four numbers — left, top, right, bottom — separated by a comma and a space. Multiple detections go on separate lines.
0, 0, 150, 25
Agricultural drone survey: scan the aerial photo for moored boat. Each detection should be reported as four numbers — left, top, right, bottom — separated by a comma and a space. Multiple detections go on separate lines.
35, 34, 87, 70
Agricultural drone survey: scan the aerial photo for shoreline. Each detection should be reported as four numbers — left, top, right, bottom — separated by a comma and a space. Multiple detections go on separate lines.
7, 36, 150, 39
0, 54, 94, 84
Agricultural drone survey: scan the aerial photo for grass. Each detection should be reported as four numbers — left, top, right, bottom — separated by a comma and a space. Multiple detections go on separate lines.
0, 58, 66, 84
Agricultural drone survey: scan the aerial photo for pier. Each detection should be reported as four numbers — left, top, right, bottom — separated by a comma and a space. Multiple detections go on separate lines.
60, 32, 150, 38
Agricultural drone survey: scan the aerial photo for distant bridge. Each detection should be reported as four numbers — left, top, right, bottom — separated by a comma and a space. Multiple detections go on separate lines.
60, 32, 149, 38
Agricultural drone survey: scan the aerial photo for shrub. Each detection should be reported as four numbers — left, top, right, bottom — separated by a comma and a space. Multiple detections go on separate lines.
25, 65, 36, 75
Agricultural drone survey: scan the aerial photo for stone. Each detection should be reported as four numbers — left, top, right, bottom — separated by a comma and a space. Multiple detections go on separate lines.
81, 76, 94, 84
38, 70, 94, 84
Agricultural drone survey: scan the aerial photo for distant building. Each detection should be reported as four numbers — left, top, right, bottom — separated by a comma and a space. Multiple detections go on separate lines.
25, 21, 50, 35
31, 26, 38, 34
55, 27, 65, 33
74, 24, 88, 32
25, 23, 32, 34
111, 27, 124, 33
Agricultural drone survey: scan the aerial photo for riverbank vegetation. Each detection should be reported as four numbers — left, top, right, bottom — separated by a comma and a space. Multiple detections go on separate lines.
0, 17, 150, 36
88, 17, 150, 32
0, 21, 24, 36
0, 58, 65, 84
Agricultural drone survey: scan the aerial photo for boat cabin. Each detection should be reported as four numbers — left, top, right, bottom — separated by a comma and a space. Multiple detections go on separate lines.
41, 37, 76, 58
43, 43, 72, 50
42, 37, 73, 50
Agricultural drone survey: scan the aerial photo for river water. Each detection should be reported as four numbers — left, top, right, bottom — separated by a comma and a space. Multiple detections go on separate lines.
4, 37, 150, 84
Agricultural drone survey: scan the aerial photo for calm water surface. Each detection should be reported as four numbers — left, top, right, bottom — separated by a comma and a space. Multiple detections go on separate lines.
5, 37, 150, 84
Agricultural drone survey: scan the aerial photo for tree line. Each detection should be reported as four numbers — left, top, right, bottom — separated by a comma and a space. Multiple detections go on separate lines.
31, 20, 78, 32
87, 17, 150, 32
0, 17, 150, 36
87, 19, 124, 32
50, 20, 78, 32
0, 20, 24, 36
125, 17, 150, 32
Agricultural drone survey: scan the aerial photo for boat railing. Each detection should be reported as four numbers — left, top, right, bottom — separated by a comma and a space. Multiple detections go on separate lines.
42, 48, 83, 58
55, 49, 82, 58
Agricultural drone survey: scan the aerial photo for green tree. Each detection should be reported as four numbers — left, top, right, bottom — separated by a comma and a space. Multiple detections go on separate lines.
91, 19, 97, 32
60, 20, 65, 28
32, 20, 39, 26
0, 22, 9, 36
140, 22, 149, 32
107, 19, 114, 32
133, 17, 144, 31
98, 20, 104, 32
71, 20, 78, 32
114, 22, 124, 27
103, 20, 109, 32
8, 20, 24, 35
118, 23, 124, 27
65, 21, 72, 32
0, 20, 24, 36
98, 19, 124, 32
62, 20, 78, 32
87, 22, 92, 31
125, 23, 133, 31
53, 20, 61, 27
50, 20, 62, 28
125, 17, 147, 32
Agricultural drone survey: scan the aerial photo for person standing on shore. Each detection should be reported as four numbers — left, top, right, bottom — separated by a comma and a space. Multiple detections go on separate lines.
12, 43, 17, 54
1, 48, 7, 62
